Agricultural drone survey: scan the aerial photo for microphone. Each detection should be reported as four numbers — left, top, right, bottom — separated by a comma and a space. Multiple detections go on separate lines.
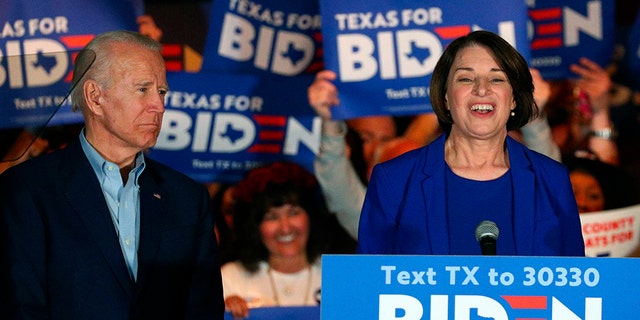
475, 220, 499, 255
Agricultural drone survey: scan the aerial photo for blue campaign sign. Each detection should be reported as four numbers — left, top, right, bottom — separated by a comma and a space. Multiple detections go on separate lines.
319, 0, 529, 120
322, 255, 640, 319
201, 0, 323, 77
529, 0, 615, 80
224, 306, 319, 320
146, 71, 319, 183
0, 0, 139, 129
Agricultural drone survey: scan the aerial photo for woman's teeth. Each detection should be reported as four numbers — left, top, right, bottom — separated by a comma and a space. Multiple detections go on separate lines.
471, 104, 494, 112
277, 234, 295, 242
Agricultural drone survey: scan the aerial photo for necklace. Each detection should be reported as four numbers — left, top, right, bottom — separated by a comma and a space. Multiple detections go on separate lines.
267, 265, 313, 306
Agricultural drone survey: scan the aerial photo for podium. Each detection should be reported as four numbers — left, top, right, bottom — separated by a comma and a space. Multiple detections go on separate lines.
321, 254, 640, 319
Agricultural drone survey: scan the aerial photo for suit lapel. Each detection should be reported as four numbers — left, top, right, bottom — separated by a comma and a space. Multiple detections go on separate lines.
62, 142, 134, 296
419, 135, 537, 255
135, 165, 167, 291
421, 135, 450, 254
506, 137, 536, 255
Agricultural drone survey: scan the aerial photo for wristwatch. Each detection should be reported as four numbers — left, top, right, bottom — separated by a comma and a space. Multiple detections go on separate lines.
589, 127, 617, 140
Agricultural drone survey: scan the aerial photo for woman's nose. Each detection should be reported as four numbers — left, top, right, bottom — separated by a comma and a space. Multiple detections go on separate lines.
278, 216, 291, 231
474, 79, 489, 96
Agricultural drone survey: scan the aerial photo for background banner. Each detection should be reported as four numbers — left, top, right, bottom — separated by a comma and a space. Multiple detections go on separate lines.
0, 0, 139, 129
528, 0, 615, 80
322, 254, 640, 319
146, 71, 319, 183
319, 0, 529, 119
201, 0, 323, 77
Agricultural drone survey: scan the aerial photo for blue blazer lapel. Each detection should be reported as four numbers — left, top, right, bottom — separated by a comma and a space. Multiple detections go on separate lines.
421, 135, 450, 255
62, 142, 134, 295
418, 135, 536, 255
506, 136, 536, 255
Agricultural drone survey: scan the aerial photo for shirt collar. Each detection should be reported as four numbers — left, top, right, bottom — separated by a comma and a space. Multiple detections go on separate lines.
79, 128, 146, 185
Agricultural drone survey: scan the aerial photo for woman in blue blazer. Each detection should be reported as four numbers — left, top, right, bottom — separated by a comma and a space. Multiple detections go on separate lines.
357, 31, 584, 256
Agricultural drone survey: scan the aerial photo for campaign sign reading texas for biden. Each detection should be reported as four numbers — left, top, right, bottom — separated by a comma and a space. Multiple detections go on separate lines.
322, 255, 640, 319
0, 0, 139, 129
318, 0, 529, 119
201, 0, 323, 77
147, 71, 318, 183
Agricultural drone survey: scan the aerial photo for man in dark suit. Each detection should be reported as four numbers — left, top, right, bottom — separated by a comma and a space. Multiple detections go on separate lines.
0, 30, 224, 319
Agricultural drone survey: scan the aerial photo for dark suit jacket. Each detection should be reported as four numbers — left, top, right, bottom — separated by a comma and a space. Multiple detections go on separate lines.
0, 139, 224, 319
357, 134, 585, 256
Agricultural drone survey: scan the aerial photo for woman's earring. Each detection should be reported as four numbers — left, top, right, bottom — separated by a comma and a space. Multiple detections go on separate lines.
510, 111, 515, 117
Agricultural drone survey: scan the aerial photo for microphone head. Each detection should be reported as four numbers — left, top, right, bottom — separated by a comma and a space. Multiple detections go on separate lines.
475, 220, 499, 242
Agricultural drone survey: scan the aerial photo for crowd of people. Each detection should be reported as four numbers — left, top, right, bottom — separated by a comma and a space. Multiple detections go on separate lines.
1, 10, 639, 319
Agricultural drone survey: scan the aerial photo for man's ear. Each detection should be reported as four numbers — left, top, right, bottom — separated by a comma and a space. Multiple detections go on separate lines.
83, 80, 104, 115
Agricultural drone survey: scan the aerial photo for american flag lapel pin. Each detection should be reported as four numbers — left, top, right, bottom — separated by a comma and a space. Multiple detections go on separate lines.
153, 193, 162, 200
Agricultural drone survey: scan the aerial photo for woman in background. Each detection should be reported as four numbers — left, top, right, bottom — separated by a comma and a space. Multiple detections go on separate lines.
222, 161, 352, 318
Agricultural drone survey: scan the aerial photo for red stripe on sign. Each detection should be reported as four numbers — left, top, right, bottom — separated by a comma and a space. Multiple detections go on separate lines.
434, 25, 471, 39
248, 144, 281, 153
529, 8, 562, 21
254, 115, 286, 126
531, 38, 562, 49
162, 44, 183, 57
502, 295, 547, 309
536, 23, 562, 36
60, 34, 94, 48
259, 130, 284, 140
165, 60, 183, 72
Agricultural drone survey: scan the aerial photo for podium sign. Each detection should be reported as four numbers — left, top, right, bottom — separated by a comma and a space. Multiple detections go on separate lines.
321, 255, 640, 319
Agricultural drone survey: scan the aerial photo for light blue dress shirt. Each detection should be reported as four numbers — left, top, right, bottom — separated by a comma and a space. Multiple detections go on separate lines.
79, 130, 145, 281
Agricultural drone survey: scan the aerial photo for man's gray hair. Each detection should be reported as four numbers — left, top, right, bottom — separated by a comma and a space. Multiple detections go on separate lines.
70, 30, 163, 112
